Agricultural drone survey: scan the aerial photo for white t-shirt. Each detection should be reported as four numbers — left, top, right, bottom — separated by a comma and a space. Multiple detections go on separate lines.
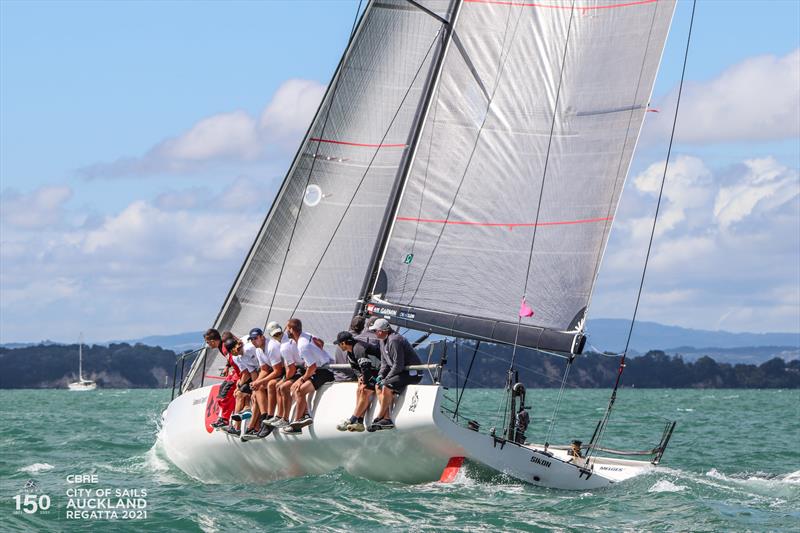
265, 335, 285, 367
297, 332, 333, 367
280, 339, 303, 367
234, 339, 261, 373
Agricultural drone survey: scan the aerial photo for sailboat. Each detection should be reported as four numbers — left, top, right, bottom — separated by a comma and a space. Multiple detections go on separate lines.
161, 0, 680, 489
68, 334, 96, 391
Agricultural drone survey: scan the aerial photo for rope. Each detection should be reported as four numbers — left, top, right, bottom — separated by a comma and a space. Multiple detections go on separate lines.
588, 0, 697, 461
543, 356, 574, 449
263, 0, 365, 327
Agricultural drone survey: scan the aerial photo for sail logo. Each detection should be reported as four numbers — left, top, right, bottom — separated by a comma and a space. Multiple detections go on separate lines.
530, 455, 552, 468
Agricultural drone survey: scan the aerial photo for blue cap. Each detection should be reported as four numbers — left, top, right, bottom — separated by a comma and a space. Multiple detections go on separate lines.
248, 327, 264, 340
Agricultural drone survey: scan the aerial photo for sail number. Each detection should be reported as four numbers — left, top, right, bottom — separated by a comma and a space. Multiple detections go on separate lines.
404, 254, 414, 264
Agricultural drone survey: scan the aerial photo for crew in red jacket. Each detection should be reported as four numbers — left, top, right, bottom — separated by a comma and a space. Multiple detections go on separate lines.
204, 329, 239, 428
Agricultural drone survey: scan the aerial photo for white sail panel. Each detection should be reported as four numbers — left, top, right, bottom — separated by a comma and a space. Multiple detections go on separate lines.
374, 0, 675, 351
185, 0, 452, 389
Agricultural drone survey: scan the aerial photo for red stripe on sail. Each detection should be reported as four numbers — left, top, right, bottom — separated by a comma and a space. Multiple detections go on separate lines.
463, 0, 658, 10
395, 215, 612, 228
310, 137, 407, 148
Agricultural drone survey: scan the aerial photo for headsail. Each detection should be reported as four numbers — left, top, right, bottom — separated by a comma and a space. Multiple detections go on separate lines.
185, 0, 455, 389
367, 0, 676, 353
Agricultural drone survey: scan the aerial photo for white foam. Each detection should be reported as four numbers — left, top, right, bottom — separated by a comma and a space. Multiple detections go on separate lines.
19, 463, 54, 473
677, 408, 694, 412
648, 479, 687, 493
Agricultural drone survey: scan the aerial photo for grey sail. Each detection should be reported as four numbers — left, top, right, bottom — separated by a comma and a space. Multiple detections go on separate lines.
368, 0, 676, 354
185, 0, 454, 390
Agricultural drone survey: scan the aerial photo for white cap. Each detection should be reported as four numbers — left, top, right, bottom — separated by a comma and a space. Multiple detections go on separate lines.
368, 318, 391, 332
267, 321, 283, 337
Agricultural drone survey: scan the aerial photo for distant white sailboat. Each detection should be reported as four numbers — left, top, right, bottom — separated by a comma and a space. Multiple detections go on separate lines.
68, 334, 96, 391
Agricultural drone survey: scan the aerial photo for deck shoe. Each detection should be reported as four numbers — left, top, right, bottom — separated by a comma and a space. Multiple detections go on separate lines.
257, 424, 274, 438
231, 412, 242, 422
272, 418, 289, 428
225, 425, 240, 435
346, 422, 366, 432
211, 417, 227, 428
282, 425, 302, 434
374, 418, 395, 430
295, 414, 313, 428
336, 419, 350, 431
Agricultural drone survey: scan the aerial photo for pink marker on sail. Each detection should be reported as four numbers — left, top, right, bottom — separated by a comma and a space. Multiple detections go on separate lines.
519, 298, 534, 318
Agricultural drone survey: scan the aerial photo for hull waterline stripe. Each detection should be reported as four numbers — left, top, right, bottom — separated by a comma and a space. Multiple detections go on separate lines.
395, 215, 612, 228
309, 137, 407, 148
463, 0, 658, 10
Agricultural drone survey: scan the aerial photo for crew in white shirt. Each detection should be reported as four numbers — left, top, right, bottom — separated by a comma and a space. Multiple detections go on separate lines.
283, 318, 335, 433
251, 322, 286, 438
231, 328, 265, 436
269, 328, 305, 429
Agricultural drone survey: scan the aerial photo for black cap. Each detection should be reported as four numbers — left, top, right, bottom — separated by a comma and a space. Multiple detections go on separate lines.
248, 327, 264, 340
335, 331, 355, 345
223, 338, 238, 352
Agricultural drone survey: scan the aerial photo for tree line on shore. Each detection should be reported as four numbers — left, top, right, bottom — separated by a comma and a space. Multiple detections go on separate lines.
0, 341, 797, 389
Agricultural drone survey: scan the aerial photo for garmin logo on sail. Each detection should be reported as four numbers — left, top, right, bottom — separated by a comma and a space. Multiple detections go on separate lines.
530, 455, 552, 468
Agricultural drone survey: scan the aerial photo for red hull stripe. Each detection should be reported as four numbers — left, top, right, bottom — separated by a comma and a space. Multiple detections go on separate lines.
396, 215, 612, 228
463, 0, 657, 10
439, 456, 466, 483
310, 137, 407, 148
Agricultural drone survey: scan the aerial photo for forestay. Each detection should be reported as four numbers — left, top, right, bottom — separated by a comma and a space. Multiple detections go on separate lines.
369, 0, 676, 353
185, 0, 453, 390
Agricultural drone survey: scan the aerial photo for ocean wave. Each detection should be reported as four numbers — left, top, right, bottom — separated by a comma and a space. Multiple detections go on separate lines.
648, 479, 687, 493
18, 462, 54, 473
708, 468, 800, 486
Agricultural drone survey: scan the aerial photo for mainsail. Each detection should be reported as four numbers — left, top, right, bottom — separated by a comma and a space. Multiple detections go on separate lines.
366, 0, 676, 353
185, 0, 455, 389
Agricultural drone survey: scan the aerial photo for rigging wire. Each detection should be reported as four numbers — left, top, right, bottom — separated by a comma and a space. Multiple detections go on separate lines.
502, 0, 576, 436
287, 29, 445, 319
587, 0, 697, 461
263, 0, 365, 328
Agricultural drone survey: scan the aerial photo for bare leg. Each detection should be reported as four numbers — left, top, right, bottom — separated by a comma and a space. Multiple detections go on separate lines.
354, 386, 374, 418
293, 381, 315, 419
267, 379, 279, 416
377, 386, 395, 420
278, 381, 293, 420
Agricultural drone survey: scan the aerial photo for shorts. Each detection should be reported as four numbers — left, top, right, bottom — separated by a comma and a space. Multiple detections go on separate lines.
282, 367, 306, 382
361, 367, 379, 387
383, 371, 422, 394
237, 382, 252, 395
309, 368, 335, 390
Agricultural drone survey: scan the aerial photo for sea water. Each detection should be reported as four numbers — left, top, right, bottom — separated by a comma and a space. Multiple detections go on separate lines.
1, 388, 798, 532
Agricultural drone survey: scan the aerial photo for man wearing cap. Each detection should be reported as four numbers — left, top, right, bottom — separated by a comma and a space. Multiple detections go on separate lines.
231, 328, 264, 436
283, 318, 335, 432
370, 318, 422, 430
251, 322, 286, 438
270, 336, 305, 429
334, 330, 382, 432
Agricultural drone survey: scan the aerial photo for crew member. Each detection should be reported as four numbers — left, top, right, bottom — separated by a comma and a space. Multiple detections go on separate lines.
370, 318, 422, 430
334, 330, 381, 432
283, 318, 334, 432
251, 321, 285, 438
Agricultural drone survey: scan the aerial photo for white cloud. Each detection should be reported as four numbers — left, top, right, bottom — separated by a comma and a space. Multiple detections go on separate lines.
157, 111, 260, 161
80, 78, 325, 179
591, 153, 800, 333
714, 157, 799, 229
0, 185, 72, 229
260, 79, 325, 142
647, 48, 800, 144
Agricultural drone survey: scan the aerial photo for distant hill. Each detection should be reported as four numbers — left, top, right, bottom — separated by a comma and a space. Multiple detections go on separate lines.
584, 319, 800, 353
3, 319, 799, 364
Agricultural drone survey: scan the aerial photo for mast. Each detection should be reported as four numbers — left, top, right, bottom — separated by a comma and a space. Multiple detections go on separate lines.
78, 333, 83, 381
356, 0, 463, 315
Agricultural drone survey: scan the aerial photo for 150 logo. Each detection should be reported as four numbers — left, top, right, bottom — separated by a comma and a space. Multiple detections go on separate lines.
13, 480, 51, 515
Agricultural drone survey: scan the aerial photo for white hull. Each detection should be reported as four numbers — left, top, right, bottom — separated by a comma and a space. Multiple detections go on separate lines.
68, 381, 96, 391
161, 383, 654, 489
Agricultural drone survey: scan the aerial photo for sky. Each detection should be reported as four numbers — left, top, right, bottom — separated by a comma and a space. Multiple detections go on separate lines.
0, 0, 798, 343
